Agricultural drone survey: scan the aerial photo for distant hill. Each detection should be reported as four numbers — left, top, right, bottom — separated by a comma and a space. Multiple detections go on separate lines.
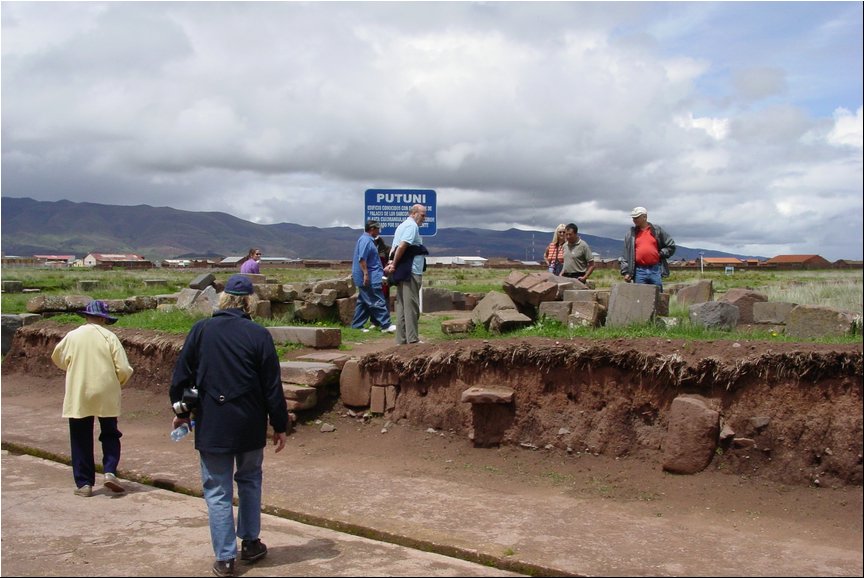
1, 197, 758, 262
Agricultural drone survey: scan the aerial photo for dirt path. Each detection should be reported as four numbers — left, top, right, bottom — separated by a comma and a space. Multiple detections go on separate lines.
2, 363, 862, 576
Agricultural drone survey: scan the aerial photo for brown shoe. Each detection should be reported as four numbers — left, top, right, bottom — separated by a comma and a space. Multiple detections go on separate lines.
212, 559, 235, 577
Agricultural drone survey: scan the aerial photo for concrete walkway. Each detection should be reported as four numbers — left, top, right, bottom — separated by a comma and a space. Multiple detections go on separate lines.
2, 376, 862, 577
0, 451, 522, 577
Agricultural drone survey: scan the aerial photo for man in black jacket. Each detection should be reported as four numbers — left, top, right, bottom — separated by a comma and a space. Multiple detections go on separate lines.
170, 275, 289, 577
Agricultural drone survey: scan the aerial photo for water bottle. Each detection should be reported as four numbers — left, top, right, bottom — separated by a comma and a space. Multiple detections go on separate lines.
170, 420, 194, 442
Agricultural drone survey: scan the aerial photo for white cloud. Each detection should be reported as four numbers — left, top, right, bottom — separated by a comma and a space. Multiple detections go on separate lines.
1, 2, 861, 260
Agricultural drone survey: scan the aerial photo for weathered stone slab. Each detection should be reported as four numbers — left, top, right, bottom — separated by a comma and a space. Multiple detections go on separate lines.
294, 351, 352, 369
753, 302, 796, 325
786, 305, 858, 338
562, 290, 598, 303
254, 300, 272, 319
461, 387, 515, 404
689, 301, 739, 331
282, 383, 318, 410
718, 288, 767, 324
267, 326, 341, 349
471, 291, 517, 330
441, 318, 475, 335
254, 283, 286, 302
675, 280, 714, 306
489, 309, 532, 333
279, 361, 340, 388
335, 297, 355, 326
175, 288, 202, 310
606, 283, 659, 328
420, 287, 455, 313
2, 280, 23, 293
144, 279, 168, 287
568, 301, 604, 328
189, 273, 216, 290
662, 396, 719, 475
538, 301, 572, 324
339, 359, 371, 407
370, 386, 387, 413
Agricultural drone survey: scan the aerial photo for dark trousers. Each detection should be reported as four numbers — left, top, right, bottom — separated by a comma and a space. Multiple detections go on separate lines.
68, 416, 122, 488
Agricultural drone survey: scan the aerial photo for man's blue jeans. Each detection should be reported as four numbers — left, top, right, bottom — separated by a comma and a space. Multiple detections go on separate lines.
351, 283, 391, 329
634, 264, 663, 290
199, 448, 264, 562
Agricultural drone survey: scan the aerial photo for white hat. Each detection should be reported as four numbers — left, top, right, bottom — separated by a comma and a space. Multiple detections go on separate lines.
630, 206, 647, 218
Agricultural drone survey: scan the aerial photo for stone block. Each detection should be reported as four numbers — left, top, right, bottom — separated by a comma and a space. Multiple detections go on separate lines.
606, 283, 660, 327
267, 326, 341, 349
568, 301, 604, 328
538, 301, 572, 324
441, 318, 475, 335
2, 280, 23, 293
339, 359, 371, 407
786, 305, 858, 339
254, 300, 272, 319
471, 291, 517, 330
421, 287, 455, 313
675, 280, 714, 306
144, 279, 168, 287
663, 396, 719, 475
753, 302, 796, 325
254, 283, 286, 302
335, 297, 356, 326
370, 386, 387, 413
282, 384, 318, 411
270, 301, 296, 321
461, 387, 515, 404
189, 273, 215, 290
562, 289, 598, 303
385, 386, 398, 411
719, 288, 767, 324
294, 351, 352, 369
489, 309, 533, 333
688, 301, 739, 331
279, 361, 340, 388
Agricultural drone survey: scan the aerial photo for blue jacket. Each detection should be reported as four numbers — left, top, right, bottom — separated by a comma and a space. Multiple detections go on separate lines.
390, 244, 429, 284
170, 308, 288, 453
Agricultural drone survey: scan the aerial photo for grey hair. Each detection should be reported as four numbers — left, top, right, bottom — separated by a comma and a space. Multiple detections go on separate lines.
218, 292, 254, 315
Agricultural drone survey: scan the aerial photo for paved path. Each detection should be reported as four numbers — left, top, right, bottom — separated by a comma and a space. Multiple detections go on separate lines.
1, 451, 522, 577
2, 374, 862, 577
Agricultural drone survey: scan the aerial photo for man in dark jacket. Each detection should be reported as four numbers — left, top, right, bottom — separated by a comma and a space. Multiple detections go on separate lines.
170, 275, 288, 577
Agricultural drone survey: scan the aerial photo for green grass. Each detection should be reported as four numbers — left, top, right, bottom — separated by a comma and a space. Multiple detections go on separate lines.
3, 266, 861, 344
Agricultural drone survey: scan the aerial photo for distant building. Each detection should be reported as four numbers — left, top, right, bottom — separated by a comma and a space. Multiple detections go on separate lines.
763, 254, 833, 269
83, 252, 152, 269
701, 257, 744, 268
426, 256, 487, 267
33, 254, 76, 267
833, 259, 863, 269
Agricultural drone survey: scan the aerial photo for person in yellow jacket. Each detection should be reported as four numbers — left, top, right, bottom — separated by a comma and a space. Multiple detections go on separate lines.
51, 300, 134, 497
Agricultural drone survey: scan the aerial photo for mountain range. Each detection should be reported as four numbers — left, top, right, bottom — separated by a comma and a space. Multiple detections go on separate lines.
1, 197, 759, 263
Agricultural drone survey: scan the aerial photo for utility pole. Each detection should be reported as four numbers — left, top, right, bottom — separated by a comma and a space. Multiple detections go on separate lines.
699, 251, 704, 275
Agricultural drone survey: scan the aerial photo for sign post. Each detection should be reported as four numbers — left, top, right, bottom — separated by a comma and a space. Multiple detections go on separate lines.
364, 189, 437, 237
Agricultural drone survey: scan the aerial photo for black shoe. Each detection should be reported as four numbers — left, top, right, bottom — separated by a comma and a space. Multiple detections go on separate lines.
212, 559, 235, 577
241, 538, 268, 563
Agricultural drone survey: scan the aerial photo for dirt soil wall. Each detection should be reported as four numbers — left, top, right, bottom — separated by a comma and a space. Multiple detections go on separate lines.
4, 321, 862, 487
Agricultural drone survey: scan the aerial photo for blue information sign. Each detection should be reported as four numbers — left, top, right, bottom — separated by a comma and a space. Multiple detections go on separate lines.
364, 189, 437, 236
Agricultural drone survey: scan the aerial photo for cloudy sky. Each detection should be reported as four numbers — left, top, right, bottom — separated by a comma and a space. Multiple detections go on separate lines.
2, 1, 862, 260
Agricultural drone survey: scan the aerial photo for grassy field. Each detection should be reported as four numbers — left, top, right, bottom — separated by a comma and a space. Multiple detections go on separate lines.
2, 266, 861, 344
